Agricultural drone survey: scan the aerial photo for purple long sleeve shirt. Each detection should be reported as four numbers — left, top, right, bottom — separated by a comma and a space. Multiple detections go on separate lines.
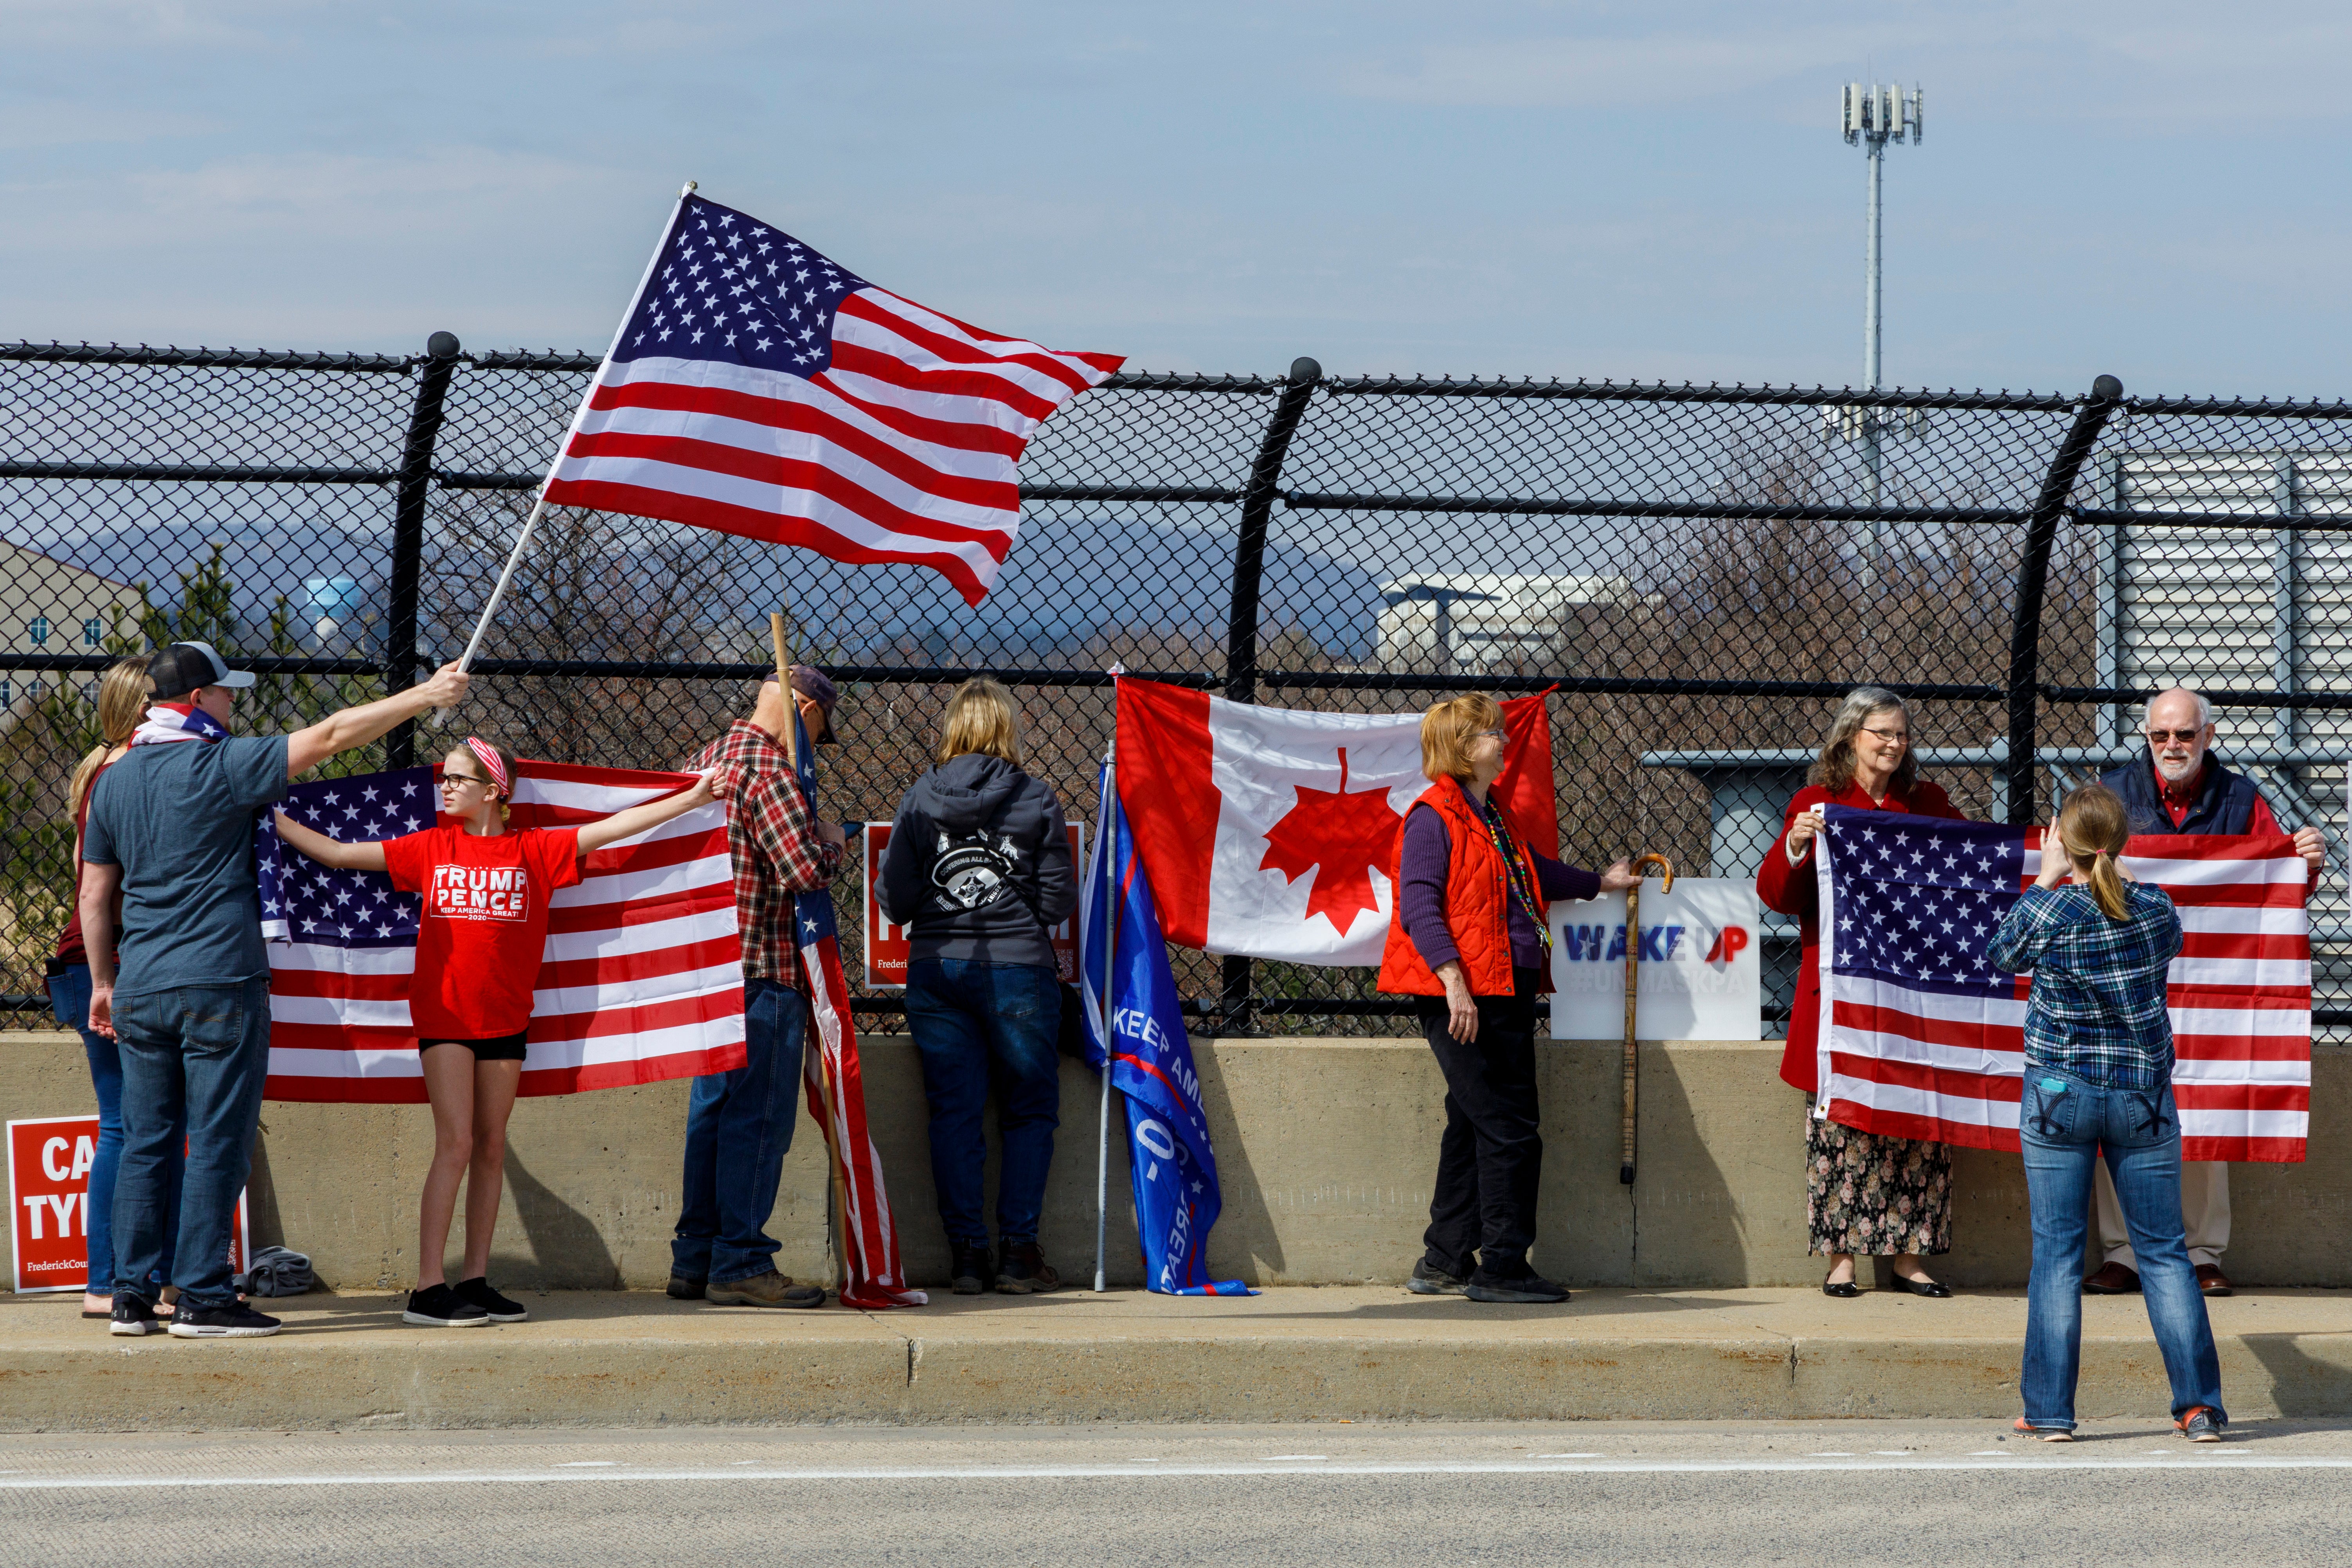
1398, 801, 1602, 975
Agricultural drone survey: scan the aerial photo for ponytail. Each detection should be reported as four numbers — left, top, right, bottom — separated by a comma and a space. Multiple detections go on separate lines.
2084, 848, 2130, 921
2056, 783, 2134, 921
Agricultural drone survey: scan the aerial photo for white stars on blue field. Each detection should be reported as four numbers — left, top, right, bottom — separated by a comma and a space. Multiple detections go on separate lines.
1824, 807, 2025, 998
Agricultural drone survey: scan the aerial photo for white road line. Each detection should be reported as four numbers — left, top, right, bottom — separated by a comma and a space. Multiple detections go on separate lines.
0, 1457, 2342, 1489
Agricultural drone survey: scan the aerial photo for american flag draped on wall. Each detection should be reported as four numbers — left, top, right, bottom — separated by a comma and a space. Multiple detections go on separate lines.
539, 192, 1123, 605
258, 760, 745, 1102
1813, 808, 2311, 1161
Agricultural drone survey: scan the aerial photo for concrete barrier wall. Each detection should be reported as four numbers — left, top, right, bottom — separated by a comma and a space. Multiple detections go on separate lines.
7, 1032, 2347, 1292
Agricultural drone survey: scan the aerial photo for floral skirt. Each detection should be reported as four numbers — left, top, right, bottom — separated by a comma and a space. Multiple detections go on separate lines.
1805, 1112, 1951, 1257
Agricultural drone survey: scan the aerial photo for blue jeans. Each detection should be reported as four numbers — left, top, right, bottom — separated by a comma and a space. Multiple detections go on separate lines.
2020, 1066, 2226, 1431
111, 978, 271, 1310
673, 977, 806, 1286
47, 964, 181, 1297
905, 958, 1060, 1251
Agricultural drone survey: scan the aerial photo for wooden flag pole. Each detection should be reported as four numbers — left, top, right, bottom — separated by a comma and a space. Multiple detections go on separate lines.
769, 610, 798, 768
1620, 853, 1675, 1186
775, 604, 851, 1289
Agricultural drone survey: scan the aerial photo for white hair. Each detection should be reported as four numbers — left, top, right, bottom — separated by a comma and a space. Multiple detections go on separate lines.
2145, 687, 2212, 729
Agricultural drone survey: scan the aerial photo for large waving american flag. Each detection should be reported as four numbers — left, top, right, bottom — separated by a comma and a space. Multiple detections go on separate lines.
1814, 808, 2311, 1161
257, 759, 746, 1102
538, 191, 1122, 606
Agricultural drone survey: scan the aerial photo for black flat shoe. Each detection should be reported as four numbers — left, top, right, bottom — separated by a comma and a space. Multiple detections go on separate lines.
1821, 1277, 1862, 1298
1884, 1274, 1952, 1298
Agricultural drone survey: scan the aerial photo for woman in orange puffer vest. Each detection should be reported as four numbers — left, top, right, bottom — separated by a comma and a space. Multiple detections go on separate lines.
1378, 694, 1636, 1303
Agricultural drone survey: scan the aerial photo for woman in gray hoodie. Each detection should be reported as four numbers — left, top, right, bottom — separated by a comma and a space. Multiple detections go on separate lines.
876, 678, 1076, 1295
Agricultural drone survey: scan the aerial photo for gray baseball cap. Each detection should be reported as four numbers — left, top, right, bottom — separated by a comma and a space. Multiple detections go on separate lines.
149, 641, 257, 698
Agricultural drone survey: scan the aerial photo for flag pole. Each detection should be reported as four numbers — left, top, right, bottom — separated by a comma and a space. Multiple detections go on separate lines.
456, 180, 699, 673
1094, 746, 1117, 1294
774, 601, 849, 1291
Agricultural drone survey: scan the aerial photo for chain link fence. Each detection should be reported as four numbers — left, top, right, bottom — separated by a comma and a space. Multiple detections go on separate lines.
5, 341, 2350, 1035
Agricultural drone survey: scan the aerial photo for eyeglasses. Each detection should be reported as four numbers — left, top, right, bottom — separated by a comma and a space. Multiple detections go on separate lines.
1859, 727, 1910, 743
441, 772, 492, 790
2145, 728, 2204, 743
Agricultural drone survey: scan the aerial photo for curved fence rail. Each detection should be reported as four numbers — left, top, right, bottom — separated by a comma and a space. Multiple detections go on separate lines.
6, 338, 2351, 1034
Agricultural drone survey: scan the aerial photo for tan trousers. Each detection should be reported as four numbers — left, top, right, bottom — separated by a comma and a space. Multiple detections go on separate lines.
2096, 1159, 2228, 1270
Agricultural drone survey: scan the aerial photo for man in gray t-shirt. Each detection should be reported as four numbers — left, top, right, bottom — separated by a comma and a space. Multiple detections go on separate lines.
79, 640, 468, 1338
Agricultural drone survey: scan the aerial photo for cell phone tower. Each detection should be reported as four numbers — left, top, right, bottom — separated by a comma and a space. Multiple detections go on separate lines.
1841, 82, 1922, 548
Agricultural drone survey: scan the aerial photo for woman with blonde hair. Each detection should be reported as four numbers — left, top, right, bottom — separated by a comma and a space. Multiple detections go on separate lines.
45, 655, 182, 1319
1757, 685, 1968, 1298
1988, 783, 2222, 1441
1377, 692, 1636, 1303
876, 678, 1076, 1296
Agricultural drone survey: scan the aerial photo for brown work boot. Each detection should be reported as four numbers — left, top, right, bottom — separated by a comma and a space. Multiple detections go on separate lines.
994, 1242, 1063, 1295
2083, 1262, 2140, 1294
2195, 1264, 2233, 1297
705, 1269, 826, 1308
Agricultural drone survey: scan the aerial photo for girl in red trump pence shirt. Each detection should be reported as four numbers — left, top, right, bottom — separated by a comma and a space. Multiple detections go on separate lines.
274, 737, 713, 1328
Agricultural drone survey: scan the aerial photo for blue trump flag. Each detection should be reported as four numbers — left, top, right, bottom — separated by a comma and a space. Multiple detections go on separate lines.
1080, 761, 1253, 1296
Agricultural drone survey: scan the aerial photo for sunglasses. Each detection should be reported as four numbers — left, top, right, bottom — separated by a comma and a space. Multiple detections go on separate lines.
2145, 728, 2204, 744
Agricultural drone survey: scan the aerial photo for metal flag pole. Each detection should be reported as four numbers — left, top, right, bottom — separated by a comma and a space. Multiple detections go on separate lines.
1093, 743, 1118, 1294
455, 180, 700, 673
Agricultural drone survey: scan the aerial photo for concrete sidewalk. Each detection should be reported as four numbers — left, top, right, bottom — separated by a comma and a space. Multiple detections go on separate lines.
6, 1285, 2350, 1431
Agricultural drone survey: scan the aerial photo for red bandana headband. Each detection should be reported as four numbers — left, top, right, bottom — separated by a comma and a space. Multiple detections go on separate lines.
463, 737, 511, 799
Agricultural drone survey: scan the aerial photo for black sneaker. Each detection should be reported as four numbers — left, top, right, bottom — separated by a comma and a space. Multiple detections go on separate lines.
666, 1273, 707, 1301
1464, 1273, 1571, 1304
995, 1242, 1063, 1295
1407, 1259, 1469, 1296
401, 1283, 488, 1327
454, 1277, 529, 1323
168, 1301, 283, 1338
109, 1296, 162, 1336
949, 1243, 991, 1296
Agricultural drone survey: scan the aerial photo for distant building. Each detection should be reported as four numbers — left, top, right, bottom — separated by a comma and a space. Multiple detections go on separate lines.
0, 540, 142, 715
1375, 573, 1645, 675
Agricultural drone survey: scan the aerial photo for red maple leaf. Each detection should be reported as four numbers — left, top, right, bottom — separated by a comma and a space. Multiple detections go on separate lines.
1258, 748, 1405, 937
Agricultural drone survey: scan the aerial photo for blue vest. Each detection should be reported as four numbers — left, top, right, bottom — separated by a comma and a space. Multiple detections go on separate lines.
2099, 751, 2258, 837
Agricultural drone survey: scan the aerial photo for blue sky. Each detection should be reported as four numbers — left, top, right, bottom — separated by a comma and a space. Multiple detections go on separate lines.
6, 2, 2350, 398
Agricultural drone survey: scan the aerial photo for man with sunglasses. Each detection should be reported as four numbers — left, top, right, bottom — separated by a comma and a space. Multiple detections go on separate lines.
2087, 686, 2326, 1299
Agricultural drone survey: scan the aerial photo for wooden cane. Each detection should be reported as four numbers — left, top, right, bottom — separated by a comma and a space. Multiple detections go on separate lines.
1620, 853, 1676, 1185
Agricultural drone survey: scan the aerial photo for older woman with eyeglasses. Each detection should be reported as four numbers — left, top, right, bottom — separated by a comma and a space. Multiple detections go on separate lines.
1757, 686, 1966, 1299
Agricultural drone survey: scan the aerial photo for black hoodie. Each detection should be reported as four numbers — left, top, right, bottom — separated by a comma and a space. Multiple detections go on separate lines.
875, 752, 1076, 968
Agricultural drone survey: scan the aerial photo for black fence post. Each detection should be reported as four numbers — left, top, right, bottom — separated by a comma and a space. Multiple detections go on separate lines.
384, 330, 462, 768
1213, 355, 1322, 1035
2005, 373, 2123, 823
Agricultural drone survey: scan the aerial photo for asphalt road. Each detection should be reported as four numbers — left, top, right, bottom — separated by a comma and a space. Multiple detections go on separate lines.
5, 1419, 2349, 1566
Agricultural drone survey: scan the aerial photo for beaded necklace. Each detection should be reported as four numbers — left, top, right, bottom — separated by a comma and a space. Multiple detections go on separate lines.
1478, 794, 1551, 958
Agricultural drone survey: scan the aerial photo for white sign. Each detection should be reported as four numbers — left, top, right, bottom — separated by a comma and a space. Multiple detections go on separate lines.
1546, 878, 1762, 1041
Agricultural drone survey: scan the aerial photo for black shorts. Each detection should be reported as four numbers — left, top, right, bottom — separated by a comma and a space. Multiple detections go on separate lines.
419, 1030, 530, 1062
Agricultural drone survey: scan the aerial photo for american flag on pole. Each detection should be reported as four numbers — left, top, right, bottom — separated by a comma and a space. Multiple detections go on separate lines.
786, 718, 924, 1309
258, 759, 747, 1102
1814, 808, 2311, 1161
539, 191, 1123, 606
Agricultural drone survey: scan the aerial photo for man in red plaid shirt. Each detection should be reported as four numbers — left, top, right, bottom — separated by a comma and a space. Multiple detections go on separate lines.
668, 666, 846, 1309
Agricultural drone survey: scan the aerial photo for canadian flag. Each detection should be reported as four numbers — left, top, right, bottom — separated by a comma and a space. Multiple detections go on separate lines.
1114, 677, 1558, 966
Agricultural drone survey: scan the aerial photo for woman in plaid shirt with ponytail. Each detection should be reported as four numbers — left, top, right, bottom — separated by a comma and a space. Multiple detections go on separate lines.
1987, 782, 2225, 1442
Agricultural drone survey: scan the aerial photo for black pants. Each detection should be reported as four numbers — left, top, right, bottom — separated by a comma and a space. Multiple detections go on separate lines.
1415, 968, 1543, 1284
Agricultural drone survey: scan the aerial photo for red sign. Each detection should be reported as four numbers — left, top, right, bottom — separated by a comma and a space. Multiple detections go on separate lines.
863, 821, 1083, 988
9, 1116, 249, 1294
